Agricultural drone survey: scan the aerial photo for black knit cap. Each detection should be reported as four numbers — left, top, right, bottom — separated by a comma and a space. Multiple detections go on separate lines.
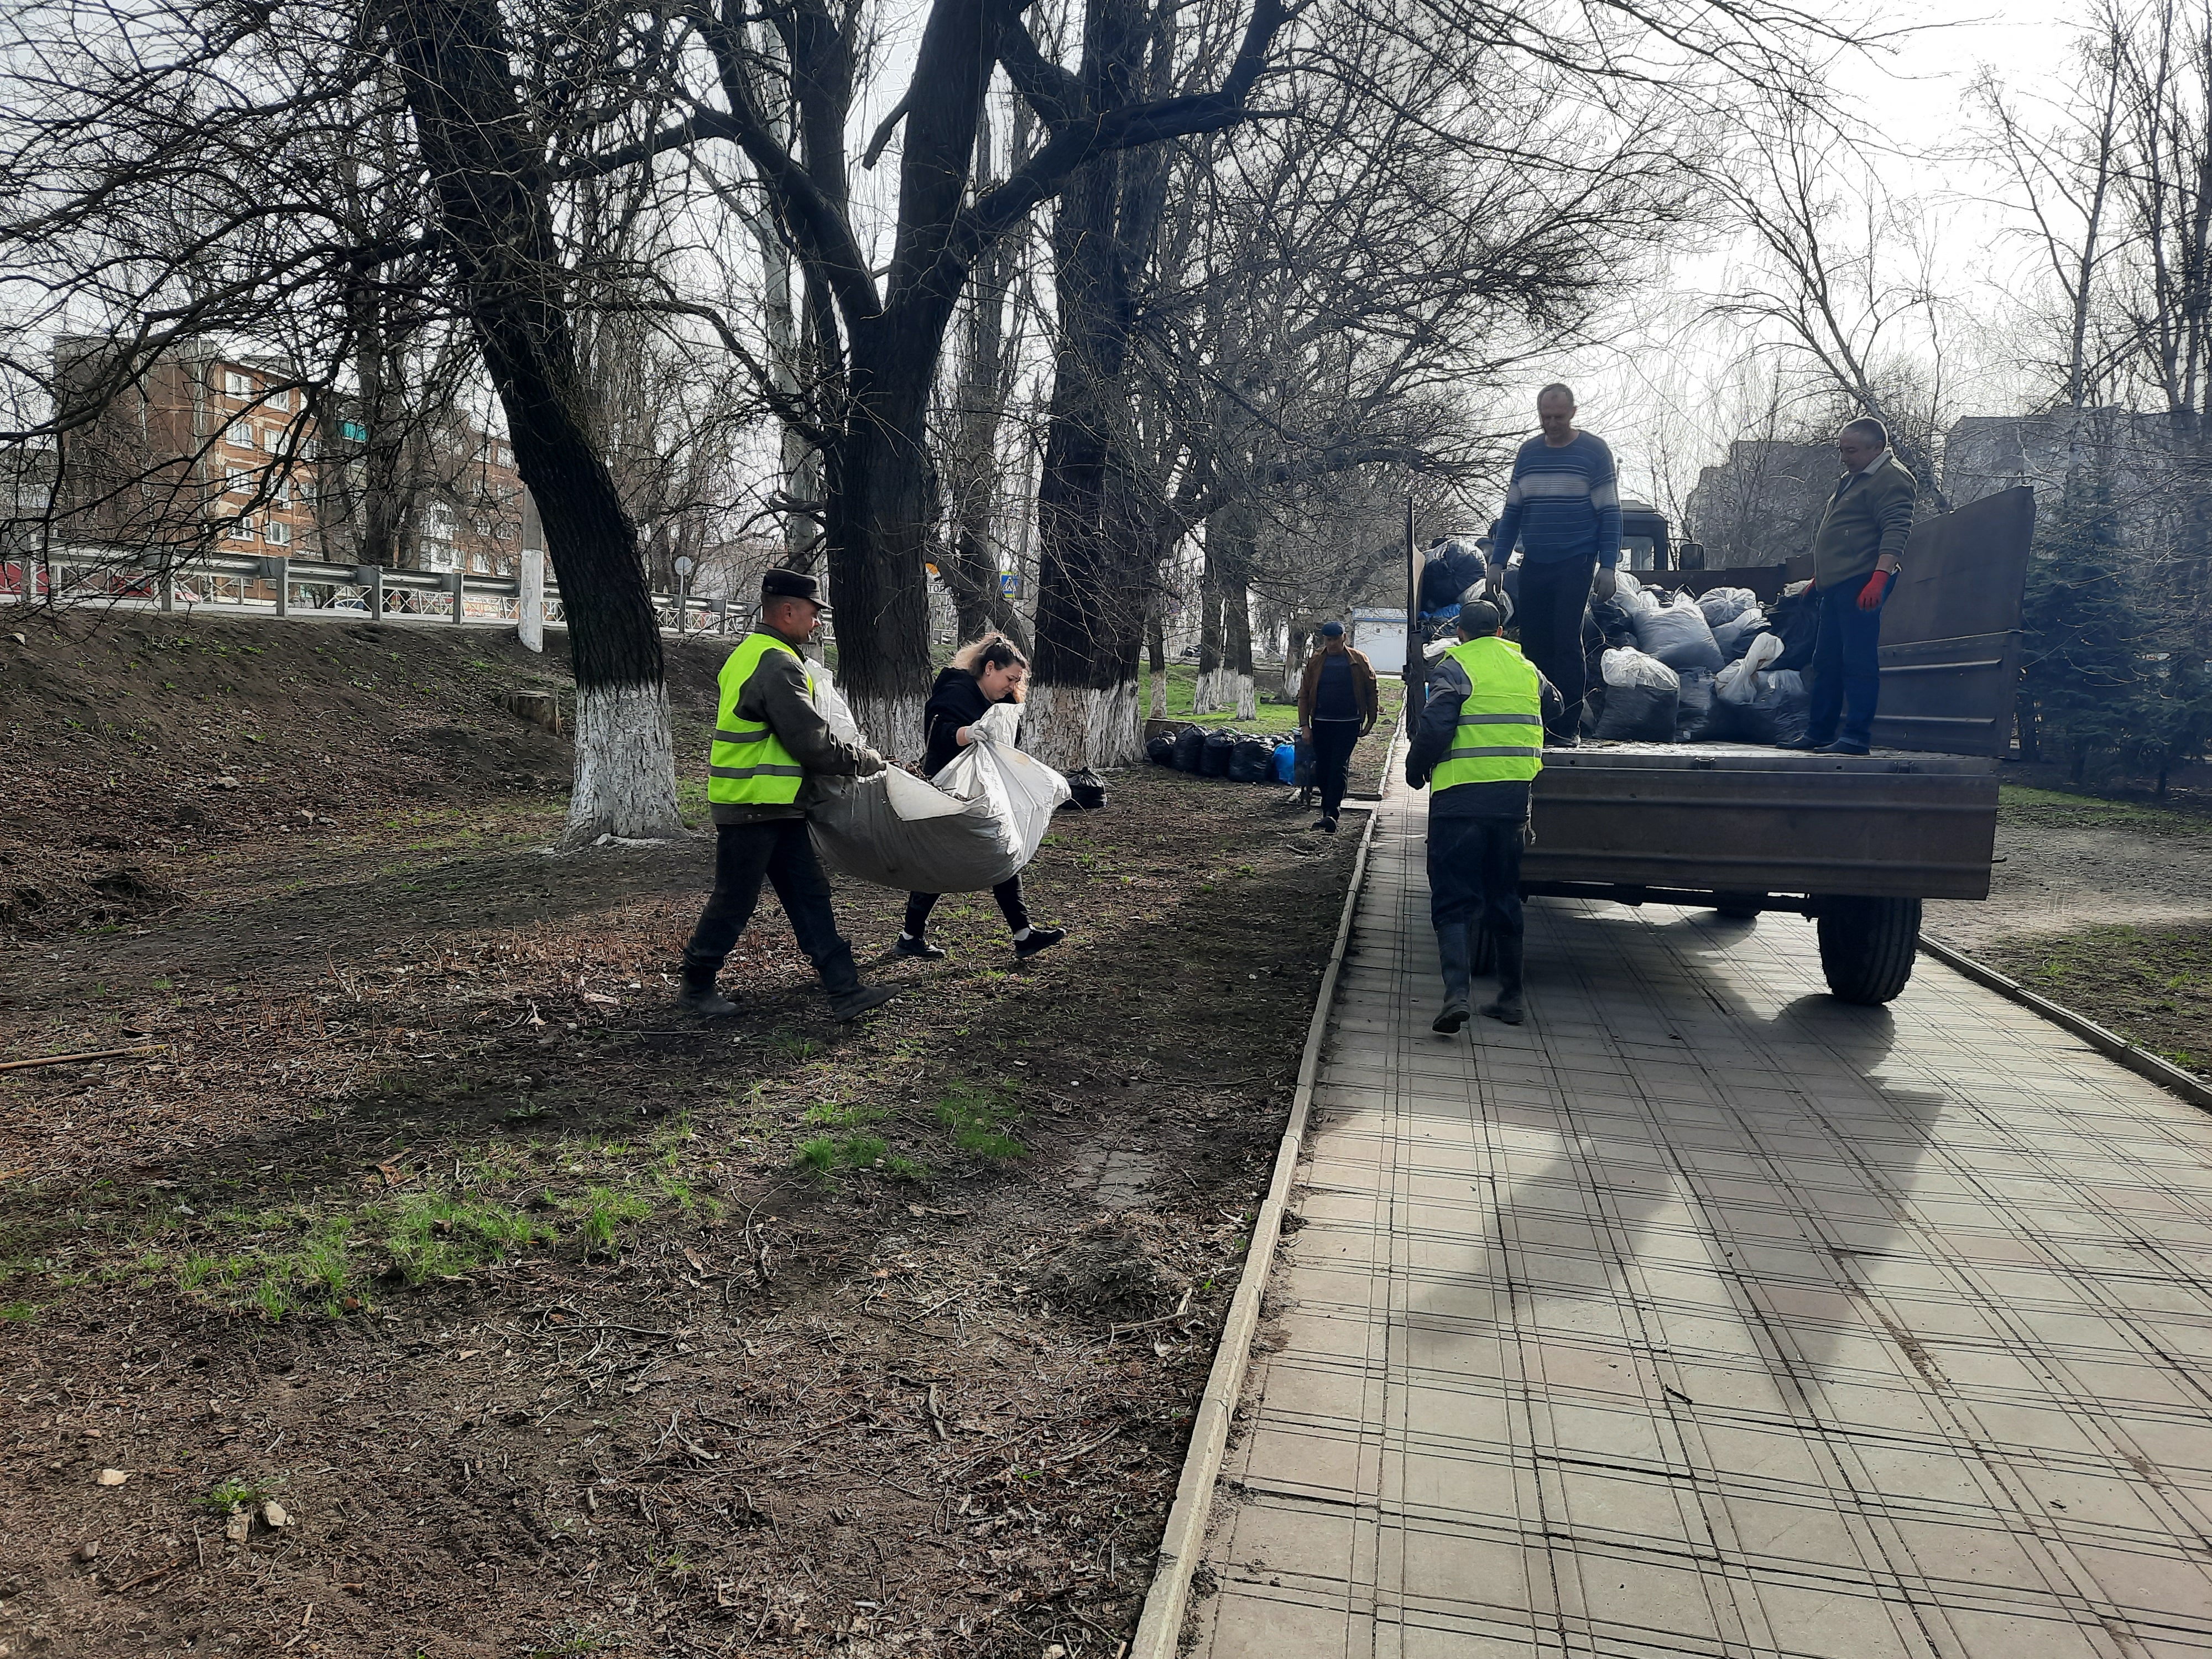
761, 568, 829, 612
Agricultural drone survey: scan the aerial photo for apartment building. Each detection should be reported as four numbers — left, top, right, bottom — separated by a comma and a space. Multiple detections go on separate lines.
52, 336, 534, 573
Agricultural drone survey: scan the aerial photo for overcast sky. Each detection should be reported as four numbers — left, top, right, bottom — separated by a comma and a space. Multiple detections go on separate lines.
1562, 0, 2086, 520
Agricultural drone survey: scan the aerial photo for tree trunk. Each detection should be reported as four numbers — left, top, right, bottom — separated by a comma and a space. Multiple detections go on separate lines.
1280, 620, 1310, 703
1219, 504, 1256, 719
383, 0, 679, 845
819, 345, 936, 758
1024, 0, 1169, 769
1147, 609, 1168, 718
1193, 566, 1224, 713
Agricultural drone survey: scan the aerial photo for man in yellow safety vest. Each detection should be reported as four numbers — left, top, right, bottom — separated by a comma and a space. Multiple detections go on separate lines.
679, 568, 896, 1021
1404, 598, 1562, 1034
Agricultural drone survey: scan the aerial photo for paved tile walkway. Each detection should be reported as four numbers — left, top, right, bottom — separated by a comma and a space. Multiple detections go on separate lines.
1192, 775, 2212, 1659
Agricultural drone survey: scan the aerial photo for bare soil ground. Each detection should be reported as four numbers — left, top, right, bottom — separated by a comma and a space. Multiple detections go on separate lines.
0, 608, 1400, 1659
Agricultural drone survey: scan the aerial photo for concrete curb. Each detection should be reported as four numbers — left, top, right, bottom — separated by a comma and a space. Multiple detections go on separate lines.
1128, 728, 1394, 1658
1918, 933, 2212, 1115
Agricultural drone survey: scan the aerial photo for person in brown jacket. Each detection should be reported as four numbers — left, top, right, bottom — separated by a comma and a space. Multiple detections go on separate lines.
1296, 621, 1380, 832
1782, 416, 1918, 755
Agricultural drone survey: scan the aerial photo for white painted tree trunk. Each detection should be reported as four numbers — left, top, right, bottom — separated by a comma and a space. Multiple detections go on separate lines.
1191, 666, 1227, 715
1025, 680, 1141, 770
1148, 674, 1167, 719
517, 549, 545, 653
561, 681, 684, 846
1233, 671, 1256, 721
846, 691, 925, 766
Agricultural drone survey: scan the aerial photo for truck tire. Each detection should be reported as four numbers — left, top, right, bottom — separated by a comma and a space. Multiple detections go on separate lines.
1817, 896, 1921, 1005
1713, 893, 1763, 921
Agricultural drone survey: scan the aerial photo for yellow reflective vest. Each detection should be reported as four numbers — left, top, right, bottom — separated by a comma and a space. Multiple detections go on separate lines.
1431, 636, 1543, 792
708, 631, 814, 807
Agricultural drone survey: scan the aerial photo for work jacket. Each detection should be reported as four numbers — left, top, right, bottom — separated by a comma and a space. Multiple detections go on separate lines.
1811, 451, 1917, 591
708, 629, 879, 826
1296, 645, 1381, 729
1405, 635, 1561, 822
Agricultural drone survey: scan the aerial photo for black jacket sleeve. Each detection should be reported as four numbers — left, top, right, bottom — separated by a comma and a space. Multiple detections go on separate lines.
1405, 655, 1469, 787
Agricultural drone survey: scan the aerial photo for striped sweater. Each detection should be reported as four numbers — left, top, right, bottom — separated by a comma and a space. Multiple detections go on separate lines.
1492, 432, 1622, 567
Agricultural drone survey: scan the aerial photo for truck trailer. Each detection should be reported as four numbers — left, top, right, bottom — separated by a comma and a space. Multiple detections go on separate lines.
1430, 485, 2036, 1006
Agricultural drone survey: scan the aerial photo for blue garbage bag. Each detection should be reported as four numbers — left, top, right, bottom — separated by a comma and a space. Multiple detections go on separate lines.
1273, 742, 1296, 784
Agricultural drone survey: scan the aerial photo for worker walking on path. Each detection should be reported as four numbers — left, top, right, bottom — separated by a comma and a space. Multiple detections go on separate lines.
1405, 599, 1562, 1033
679, 569, 898, 1021
1295, 620, 1380, 833
1485, 383, 1620, 747
1785, 415, 1918, 756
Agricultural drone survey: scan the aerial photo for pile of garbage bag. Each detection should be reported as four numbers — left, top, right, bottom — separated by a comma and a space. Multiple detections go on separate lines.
807, 687, 1073, 893
1145, 722, 1295, 787
1577, 573, 1808, 747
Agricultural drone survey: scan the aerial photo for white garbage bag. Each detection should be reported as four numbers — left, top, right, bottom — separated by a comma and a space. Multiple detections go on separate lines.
807, 698, 1071, 893
1714, 632, 1786, 702
1695, 586, 1759, 627
1601, 645, 1680, 691
810, 664, 863, 743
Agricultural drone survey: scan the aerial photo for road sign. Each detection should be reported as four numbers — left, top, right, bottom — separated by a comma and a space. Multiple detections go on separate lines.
674, 556, 694, 577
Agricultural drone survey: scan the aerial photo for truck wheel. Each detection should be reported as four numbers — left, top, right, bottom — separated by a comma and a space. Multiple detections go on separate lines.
1713, 893, 1763, 921
1817, 897, 1922, 1005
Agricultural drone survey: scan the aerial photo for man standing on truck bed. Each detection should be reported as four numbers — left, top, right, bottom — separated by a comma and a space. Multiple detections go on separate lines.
1786, 416, 1917, 756
1406, 599, 1563, 1034
1486, 383, 1619, 748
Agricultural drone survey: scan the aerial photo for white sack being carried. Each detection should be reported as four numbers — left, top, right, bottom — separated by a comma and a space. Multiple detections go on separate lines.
807, 700, 1071, 893
1714, 631, 1786, 703
1601, 645, 1680, 691
1630, 591, 1725, 672
1695, 586, 1758, 627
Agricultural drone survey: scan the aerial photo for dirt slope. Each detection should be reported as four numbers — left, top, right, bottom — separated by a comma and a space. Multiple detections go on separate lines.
0, 607, 1400, 1659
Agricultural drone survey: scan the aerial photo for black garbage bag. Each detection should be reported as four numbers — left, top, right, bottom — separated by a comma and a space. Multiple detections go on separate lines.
1067, 767, 1108, 809
1171, 725, 1206, 771
1228, 737, 1275, 782
1767, 587, 1819, 672
1593, 684, 1677, 743
1717, 670, 1812, 745
1588, 597, 1635, 642
1201, 728, 1237, 777
1675, 669, 1720, 742
1713, 611, 1771, 661
1145, 733, 1177, 766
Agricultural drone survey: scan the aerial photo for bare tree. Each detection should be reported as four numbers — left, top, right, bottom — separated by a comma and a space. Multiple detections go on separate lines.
1718, 97, 1957, 508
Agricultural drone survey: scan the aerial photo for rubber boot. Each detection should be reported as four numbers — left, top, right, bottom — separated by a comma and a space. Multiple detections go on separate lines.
1481, 931, 1525, 1025
818, 941, 897, 1022
677, 956, 737, 1019
1432, 922, 1472, 1034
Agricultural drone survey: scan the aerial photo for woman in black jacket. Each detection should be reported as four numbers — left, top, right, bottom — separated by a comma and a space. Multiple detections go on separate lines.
894, 633, 1067, 962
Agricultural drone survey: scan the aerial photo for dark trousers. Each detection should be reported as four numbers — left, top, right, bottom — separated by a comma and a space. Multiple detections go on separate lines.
684, 820, 857, 992
1807, 580, 1888, 747
1517, 553, 1597, 742
905, 877, 1029, 938
1426, 813, 1525, 938
1311, 719, 1361, 820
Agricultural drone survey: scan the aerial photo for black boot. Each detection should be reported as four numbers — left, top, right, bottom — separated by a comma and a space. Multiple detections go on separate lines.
817, 941, 896, 1021
1481, 931, 1525, 1025
1433, 922, 1472, 1034
677, 955, 737, 1019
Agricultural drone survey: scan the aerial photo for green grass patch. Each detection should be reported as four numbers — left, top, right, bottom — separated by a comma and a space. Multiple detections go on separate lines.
1999, 785, 2212, 837
200, 1477, 273, 1511
0, 1300, 38, 1323
935, 1081, 1026, 1161
387, 1194, 551, 1285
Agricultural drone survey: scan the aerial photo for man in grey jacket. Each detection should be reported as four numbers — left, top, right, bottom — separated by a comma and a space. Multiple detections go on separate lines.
680, 569, 896, 1020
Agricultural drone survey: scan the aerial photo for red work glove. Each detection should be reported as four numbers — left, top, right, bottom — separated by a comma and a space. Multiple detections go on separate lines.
1858, 569, 1894, 610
